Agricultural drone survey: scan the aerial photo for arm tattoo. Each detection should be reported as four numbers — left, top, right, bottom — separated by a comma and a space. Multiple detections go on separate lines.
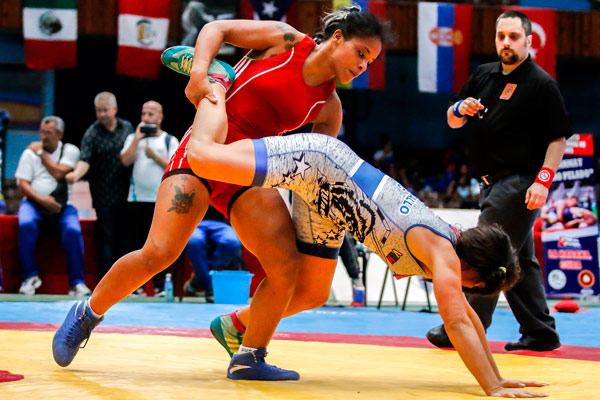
168, 185, 196, 214
276, 22, 297, 50
283, 32, 296, 42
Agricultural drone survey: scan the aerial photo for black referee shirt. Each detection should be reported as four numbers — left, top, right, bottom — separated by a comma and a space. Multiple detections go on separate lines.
454, 55, 571, 176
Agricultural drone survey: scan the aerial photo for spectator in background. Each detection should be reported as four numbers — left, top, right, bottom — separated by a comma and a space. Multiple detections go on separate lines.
66, 92, 133, 277
444, 164, 480, 209
339, 234, 365, 306
373, 134, 394, 173
16, 116, 90, 296
183, 206, 243, 303
120, 101, 178, 296
396, 156, 423, 195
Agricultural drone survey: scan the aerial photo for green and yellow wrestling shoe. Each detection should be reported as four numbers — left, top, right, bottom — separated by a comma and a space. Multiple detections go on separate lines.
210, 313, 244, 358
161, 46, 236, 90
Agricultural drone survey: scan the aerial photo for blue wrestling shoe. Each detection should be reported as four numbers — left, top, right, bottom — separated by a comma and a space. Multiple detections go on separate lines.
227, 347, 300, 381
210, 314, 244, 358
52, 299, 103, 367
161, 46, 236, 90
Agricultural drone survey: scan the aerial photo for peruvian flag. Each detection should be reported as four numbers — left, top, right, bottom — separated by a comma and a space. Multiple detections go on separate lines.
418, 2, 472, 93
503, 7, 556, 77
23, 0, 78, 70
116, 0, 170, 80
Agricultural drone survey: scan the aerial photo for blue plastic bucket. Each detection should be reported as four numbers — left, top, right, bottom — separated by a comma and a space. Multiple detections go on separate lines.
209, 270, 254, 304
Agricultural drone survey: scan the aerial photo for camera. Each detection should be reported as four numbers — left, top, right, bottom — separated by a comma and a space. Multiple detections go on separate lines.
140, 124, 158, 136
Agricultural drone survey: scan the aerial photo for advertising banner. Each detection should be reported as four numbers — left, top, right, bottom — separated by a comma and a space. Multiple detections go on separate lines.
541, 134, 599, 298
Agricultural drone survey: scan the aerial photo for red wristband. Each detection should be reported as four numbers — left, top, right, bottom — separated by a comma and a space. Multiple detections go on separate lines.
534, 167, 555, 188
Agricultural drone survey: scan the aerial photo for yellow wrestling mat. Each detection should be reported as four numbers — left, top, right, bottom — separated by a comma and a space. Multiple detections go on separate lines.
1, 330, 598, 399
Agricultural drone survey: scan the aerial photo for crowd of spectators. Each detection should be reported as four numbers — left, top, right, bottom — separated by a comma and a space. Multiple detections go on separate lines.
371, 134, 480, 210
3, 92, 244, 299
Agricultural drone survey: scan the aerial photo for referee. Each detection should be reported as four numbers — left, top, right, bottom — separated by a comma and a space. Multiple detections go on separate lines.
427, 10, 569, 352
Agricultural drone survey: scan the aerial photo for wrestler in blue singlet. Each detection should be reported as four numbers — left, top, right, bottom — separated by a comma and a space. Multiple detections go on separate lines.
251, 134, 458, 277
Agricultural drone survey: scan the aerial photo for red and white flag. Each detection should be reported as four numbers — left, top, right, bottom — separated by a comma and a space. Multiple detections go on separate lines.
23, 0, 78, 70
504, 6, 556, 77
116, 0, 171, 80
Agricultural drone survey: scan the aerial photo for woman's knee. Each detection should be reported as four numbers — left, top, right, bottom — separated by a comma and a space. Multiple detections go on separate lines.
262, 254, 303, 278
293, 285, 330, 310
139, 240, 179, 274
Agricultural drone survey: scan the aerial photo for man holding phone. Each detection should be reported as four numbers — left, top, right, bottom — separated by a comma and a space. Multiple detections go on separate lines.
120, 101, 179, 295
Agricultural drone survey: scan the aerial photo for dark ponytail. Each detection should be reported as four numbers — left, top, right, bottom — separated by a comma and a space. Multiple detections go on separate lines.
456, 223, 520, 296
313, 3, 393, 45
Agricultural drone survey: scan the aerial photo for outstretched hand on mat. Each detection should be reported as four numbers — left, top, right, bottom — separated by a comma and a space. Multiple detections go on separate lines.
491, 387, 548, 398
501, 378, 548, 388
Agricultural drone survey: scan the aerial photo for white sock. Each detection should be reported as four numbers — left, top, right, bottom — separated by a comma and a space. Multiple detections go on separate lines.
86, 300, 103, 318
237, 345, 257, 354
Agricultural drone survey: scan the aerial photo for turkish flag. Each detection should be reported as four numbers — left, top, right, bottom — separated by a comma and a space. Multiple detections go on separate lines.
503, 7, 556, 77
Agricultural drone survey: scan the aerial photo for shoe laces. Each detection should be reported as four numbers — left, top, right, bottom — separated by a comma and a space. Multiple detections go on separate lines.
253, 348, 271, 364
180, 55, 193, 75
64, 316, 92, 349
64, 305, 101, 349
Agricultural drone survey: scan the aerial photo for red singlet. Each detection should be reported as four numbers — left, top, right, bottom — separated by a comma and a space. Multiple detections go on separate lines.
164, 35, 336, 216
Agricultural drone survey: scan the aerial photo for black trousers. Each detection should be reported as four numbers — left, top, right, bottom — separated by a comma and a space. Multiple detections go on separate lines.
339, 234, 360, 281
468, 174, 559, 342
95, 204, 127, 278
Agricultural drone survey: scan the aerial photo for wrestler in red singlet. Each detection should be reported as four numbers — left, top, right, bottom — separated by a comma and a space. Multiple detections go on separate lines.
163, 35, 336, 216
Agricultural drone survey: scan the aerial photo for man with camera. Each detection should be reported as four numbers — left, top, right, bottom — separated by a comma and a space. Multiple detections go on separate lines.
15, 116, 90, 296
120, 100, 179, 296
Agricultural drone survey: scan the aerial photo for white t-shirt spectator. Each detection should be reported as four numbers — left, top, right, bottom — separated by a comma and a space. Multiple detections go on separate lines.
15, 142, 79, 201
122, 131, 179, 202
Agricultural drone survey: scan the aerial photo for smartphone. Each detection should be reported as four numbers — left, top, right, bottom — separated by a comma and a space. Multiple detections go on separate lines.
140, 124, 158, 136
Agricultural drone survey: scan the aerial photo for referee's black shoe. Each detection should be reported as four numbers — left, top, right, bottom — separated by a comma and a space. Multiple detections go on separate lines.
426, 324, 453, 348
504, 335, 561, 352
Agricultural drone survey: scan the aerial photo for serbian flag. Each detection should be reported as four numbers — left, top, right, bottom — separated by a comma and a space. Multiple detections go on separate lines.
503, 7, 556, 77
116, 0, 170, 80
333, 0, 387, 90
418, 2, 472, 94
23, 0, 78, 69
240, 0, 298, 26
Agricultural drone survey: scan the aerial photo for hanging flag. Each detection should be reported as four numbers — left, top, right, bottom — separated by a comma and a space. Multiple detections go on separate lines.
23, 0, 78, 70
116, 0, 171, 80
333, 0, 387, 90
247, 0, 294, 20
418, 2, 472, 94
240, 0, 298, 26
503, 6, 556, 77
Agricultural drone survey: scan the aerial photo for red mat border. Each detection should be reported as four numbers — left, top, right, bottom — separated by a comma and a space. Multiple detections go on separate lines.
2, 321, 599, 362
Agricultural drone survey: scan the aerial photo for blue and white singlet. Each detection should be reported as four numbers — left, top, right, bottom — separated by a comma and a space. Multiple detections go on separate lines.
252, 134, 458, 277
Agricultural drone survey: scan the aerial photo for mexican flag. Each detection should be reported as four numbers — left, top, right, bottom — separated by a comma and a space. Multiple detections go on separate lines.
23, 0, 78, 69
116, 0, 170, 80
